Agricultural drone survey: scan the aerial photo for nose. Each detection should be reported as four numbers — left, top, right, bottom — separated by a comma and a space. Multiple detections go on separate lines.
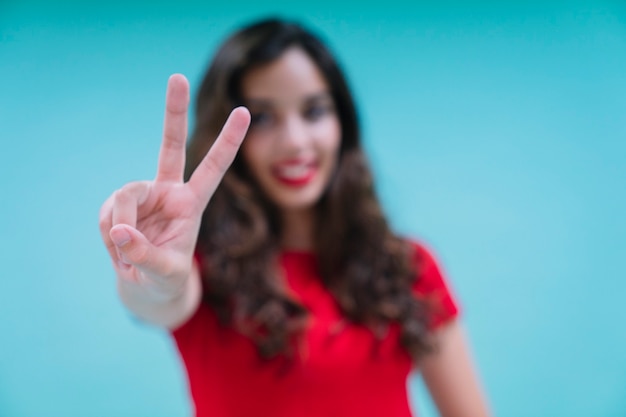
276, 113, 309, 150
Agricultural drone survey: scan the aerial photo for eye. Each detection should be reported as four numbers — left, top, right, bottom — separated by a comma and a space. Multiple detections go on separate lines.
250, 111, 274, 128
303, 102, 333, 121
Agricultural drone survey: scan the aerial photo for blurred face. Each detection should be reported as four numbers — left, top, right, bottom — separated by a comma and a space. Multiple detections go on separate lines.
240, 47, 341, 214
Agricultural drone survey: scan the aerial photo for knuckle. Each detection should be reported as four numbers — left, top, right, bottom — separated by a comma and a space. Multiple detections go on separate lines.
113, 188, 126, 205
98, 211, 112, 236
113, 181, 149, 207
118, 181, 144, 197
201, 157, 223, 179
118, 184, 133, 200
98, 217, 110, 235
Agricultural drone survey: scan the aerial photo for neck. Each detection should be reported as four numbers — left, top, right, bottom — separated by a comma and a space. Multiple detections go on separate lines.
280, 208, 316, 251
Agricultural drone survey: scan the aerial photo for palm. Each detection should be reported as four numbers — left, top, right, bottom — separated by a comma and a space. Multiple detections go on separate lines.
135, 183, 200, 250
99, 74, 250, 289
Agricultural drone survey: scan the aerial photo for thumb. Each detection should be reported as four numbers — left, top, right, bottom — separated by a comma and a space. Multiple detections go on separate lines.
109, 224, 174, 277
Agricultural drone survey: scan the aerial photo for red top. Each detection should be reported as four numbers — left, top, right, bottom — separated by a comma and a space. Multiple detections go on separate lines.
172, 242, 459, 417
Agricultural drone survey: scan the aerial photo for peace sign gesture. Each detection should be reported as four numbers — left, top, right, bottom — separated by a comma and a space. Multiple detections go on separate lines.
99, 74, 250, 323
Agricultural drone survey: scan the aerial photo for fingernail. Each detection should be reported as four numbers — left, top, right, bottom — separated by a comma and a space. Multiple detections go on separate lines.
117, 249, 131, 265
111, 229, 131, 247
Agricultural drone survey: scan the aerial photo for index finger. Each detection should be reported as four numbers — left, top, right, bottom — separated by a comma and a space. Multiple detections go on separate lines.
155, 73, 189, 183
187, 106, 251, 206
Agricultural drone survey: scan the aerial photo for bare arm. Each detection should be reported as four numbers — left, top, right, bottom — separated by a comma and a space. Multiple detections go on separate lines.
98, 74, 250, 330
419, 320, 491, 417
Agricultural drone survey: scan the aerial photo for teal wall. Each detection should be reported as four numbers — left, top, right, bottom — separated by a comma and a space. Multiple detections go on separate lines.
1, 1, 625, 416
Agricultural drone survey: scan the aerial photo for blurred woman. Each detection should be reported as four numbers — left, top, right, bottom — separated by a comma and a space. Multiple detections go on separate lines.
99, 17, 489, 417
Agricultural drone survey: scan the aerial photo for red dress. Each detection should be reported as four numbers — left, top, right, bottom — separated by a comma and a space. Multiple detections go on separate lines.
172, 242, 459, 417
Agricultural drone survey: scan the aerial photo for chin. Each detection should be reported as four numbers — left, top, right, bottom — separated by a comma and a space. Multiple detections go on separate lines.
271, 189, 324, 212
275, 197, 320, 211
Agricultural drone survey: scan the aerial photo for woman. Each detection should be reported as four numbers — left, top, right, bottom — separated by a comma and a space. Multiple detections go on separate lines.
99, 18, 490, 417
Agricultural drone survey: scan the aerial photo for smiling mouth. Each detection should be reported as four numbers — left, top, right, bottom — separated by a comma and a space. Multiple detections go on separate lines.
273, 162, 318, 187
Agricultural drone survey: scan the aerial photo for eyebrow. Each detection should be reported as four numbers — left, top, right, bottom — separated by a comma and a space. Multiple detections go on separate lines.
244, 92, 333, 108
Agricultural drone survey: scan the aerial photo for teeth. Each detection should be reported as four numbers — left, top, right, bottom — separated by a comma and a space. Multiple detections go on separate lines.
277, 165, 310, 179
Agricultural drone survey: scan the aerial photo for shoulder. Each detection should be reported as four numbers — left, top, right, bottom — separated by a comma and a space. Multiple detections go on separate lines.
407, 240, 446, 290
406, 239, 461, 328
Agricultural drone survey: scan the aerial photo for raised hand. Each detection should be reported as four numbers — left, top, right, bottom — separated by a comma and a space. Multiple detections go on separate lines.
99, 74, 250, 303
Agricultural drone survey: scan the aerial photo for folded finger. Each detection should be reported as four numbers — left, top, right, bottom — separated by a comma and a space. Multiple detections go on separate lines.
109, 224, 178, 279
98, 193, 119, 264
111, 181, 150, 229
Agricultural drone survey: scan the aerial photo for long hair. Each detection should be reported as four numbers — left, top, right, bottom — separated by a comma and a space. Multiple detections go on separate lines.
185, 18, 432, 358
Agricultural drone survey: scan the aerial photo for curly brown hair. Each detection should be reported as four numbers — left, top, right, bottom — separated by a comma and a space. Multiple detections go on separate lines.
185, 18, 434, 359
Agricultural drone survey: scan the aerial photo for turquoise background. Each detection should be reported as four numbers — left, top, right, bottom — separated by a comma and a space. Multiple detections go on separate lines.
1, 1, 625, 416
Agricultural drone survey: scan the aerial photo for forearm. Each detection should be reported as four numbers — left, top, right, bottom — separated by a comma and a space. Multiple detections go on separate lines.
420, 320, 491, 417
